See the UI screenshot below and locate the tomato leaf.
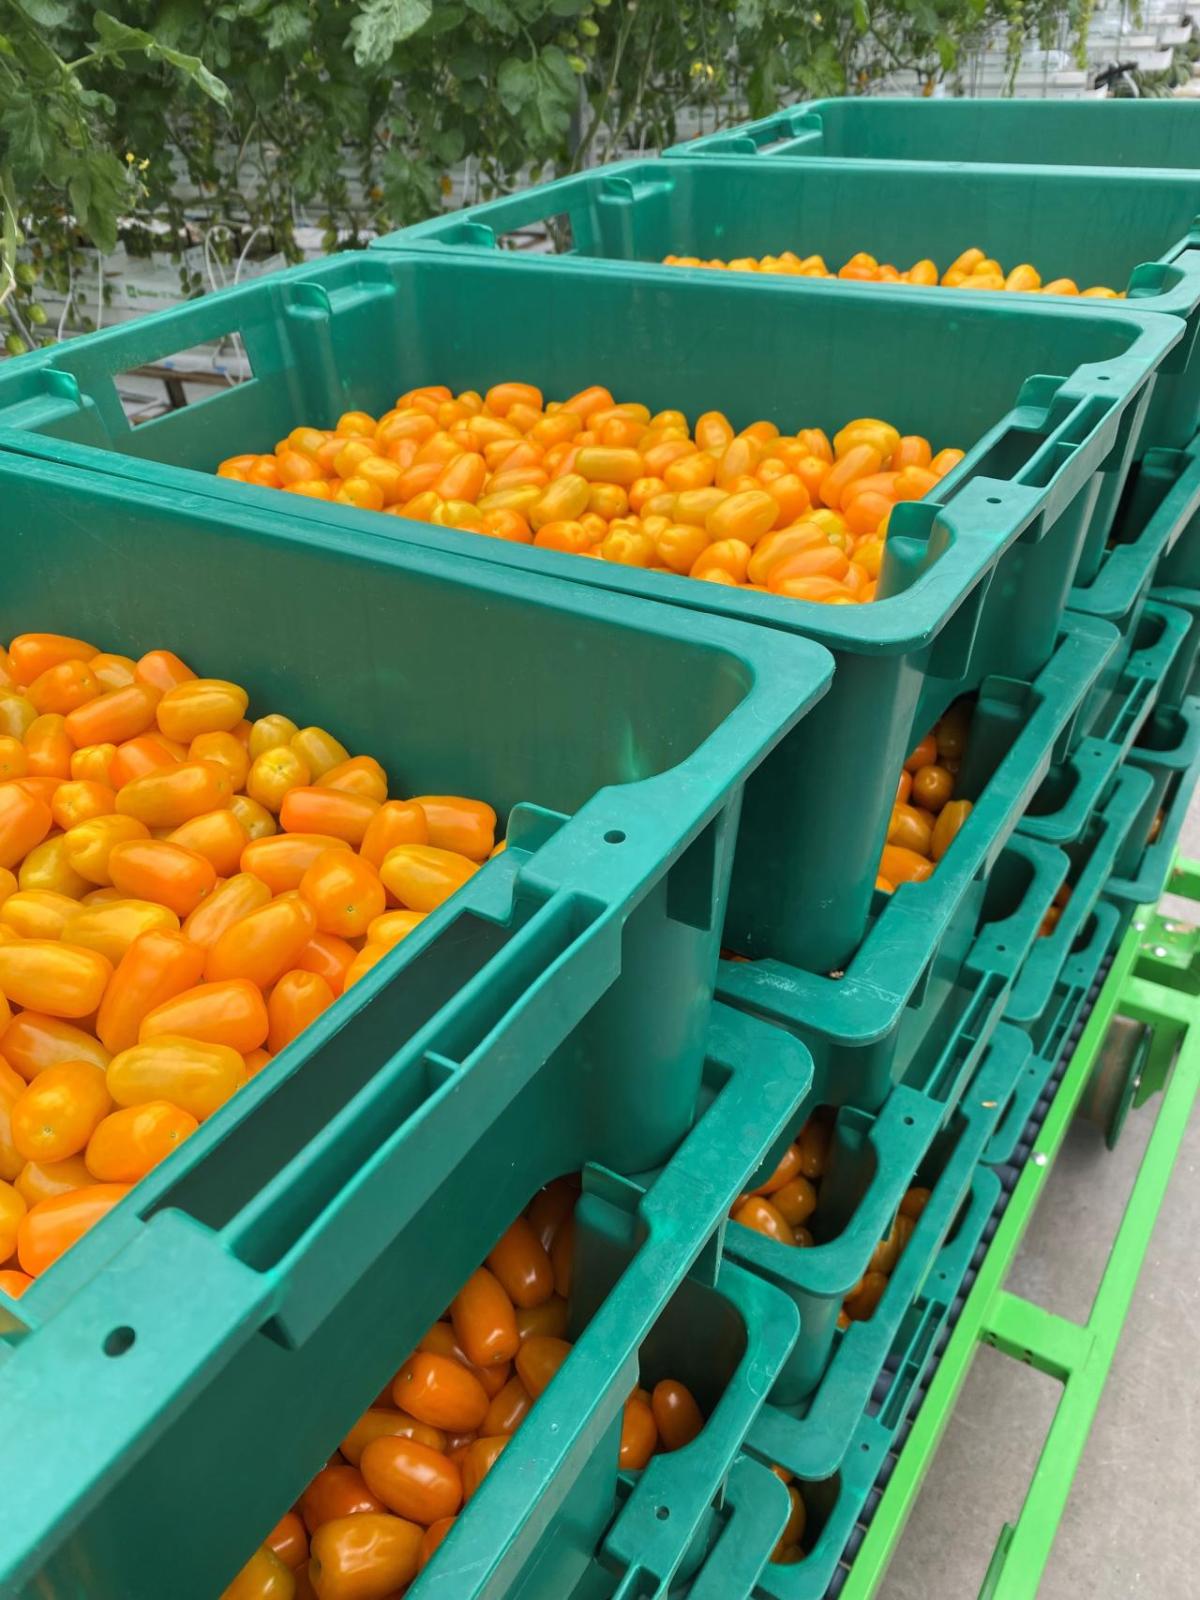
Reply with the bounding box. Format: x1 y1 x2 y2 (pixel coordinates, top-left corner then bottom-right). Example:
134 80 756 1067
91 12 231 106
347 0 433 67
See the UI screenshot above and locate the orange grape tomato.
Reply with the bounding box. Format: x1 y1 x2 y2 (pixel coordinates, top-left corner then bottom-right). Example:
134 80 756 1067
514 1334 572 1400
878 844 934 886
0 889 80 941
183 874 273 951
515 1295 568 1343
246 747 312 814
316 756 388 803
651 1380 704 1452
11 1158 92 1203
2 1012 109 1082
300 1465 385 1534
619 1394 658 1469
451 1267 520 1368
0 941 111 1019
27 659 100 717
486 1216 554 1309
732 1194 794 1245
205 892 317 988
24 714 73 778
407 797 496 861
135 650 196 693
17 1182 130 1275
843 1270 889 1322
109 733 180 789
378 845 478 914
8 632 97 686
0 784 52 870
96 928 207 1053
67 898 178 970
18 836 89 900
88 653 137 691
525 1177 577 1253
419 1517 456 1573
393 1353 490 1432
904 733 938 773
267 970 336 1054
931 800 972 861
364 910 425 951
298 850 386 939
295 932 357 997
11 1060 112 1163
62 814 150 886
156 678 250 742
340 1410 448 1468
64 683 160 748
106 1036 246 1121
50 780 117 832
108 838 217 919
750 1141 802 1196
189 731 251 791
359 1435 463 1525
140 978 269 1054
307 1514 423 1600
168 808 249 876
0 1268 32 1299
900 1186 931 1220
116 761 233 828
461 1436 508 1501
887 803 934 857
0 737 27 781
482 1375 532 1436
249 714 300 761
279 787 379 845
220 1546 296 1600
85 1100 198 1182
911 765 953 813
0 1176 26 1258
772 1175 818 1228
242 834 352 895
895 769 912 805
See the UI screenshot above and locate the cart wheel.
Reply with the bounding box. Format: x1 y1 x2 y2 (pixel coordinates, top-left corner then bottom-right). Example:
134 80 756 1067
1078 1015 1151 1149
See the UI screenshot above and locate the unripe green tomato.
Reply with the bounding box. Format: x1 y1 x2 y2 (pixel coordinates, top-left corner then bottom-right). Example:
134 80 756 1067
28 304 47 326
5 334 28 356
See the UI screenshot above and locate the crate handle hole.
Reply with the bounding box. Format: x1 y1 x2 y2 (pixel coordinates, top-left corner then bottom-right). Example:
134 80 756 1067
655 1505 670 1521
605 830 627 845
103 1326 136 1358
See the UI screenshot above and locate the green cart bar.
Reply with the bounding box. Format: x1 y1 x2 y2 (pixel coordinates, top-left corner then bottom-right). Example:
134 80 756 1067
842 858 1200 1600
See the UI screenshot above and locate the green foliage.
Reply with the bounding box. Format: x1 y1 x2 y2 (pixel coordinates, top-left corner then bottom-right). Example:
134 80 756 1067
2 0 1095 344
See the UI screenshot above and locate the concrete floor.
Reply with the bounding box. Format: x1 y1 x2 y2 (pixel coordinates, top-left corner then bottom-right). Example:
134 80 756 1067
876 793 1200 1600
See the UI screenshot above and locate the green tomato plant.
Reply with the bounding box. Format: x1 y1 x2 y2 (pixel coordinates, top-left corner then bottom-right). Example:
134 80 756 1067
4 0 1094 347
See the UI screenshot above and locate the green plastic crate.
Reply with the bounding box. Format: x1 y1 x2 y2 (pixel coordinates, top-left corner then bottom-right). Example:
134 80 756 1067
5 1003 814 1600
666 97 1200 173
986 899 1121 1168
0 452 830 1595
1107 695 1200 907
716 615 1115 1118
677 1162 1002 1597
719 1054 1021 1600
1010 764 1153 1025
379 157 1200 452
413 1028 1021 1600
1069 435 1200 631
1151 582 1200 706
0 250 1174 969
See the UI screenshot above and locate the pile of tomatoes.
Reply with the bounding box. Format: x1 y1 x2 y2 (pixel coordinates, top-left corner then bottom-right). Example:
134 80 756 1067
664 246 1123 299
877 702 974 893
216 385 963 608
0 631 498 1297
222 1176 705 1599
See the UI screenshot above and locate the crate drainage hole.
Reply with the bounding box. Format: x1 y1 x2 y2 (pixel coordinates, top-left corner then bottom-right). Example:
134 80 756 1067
655 1506 670 1521
104 1326 136 1357
903 1116 915 1126
986 497 1002 505
605 830 627 844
